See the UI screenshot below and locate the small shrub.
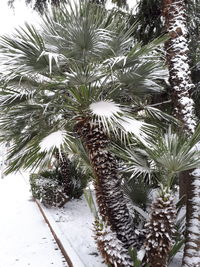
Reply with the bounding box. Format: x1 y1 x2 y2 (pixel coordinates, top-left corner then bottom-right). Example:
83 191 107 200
63 162 88 199
30 171 67 207
29 165 89 207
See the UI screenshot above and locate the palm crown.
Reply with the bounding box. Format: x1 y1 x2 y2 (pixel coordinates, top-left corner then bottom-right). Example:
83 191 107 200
0 0 166 170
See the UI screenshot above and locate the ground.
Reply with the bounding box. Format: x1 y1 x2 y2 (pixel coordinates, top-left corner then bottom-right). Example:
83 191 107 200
0 173 68 267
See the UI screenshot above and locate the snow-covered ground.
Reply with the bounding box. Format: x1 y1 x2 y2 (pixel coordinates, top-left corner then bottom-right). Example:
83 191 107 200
0 173 68 267
47 196 105 267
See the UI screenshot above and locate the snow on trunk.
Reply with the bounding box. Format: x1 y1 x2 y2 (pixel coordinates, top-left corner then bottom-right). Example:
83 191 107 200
143 188 176 267
162 0 196 133
94 218 133 267
182 172 200 266
162 0 200 265
75 117 137 265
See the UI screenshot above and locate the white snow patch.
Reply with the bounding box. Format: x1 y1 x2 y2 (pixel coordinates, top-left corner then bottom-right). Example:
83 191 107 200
120 117 143 135
188 225 199 234
39 130 66 152
47 196 105 267
90 100 121 118
183 256 200 265
137 249 145 261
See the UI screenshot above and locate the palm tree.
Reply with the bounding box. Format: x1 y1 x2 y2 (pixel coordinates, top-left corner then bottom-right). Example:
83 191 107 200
116 126 200 266
0 1 166 265
134 0 163 45
162 0 200 265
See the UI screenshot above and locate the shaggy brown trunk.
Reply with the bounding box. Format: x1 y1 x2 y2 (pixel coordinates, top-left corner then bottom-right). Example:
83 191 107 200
75 118 136 266
143 188 176 267
162 0 200 265
179 170 190 204
56 152 73 196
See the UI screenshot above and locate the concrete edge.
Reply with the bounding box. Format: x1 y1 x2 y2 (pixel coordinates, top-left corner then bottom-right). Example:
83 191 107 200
35 199 85 267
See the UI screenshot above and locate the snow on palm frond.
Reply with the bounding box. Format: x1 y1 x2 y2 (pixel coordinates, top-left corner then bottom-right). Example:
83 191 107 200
90 100 121 117
114 144 153 181
104 55 128 68
89 100 156 144
144 128 200 177
37 51 64 74
89 100 122 134
0 89 34 107
39 130 68 153
119 116 155 146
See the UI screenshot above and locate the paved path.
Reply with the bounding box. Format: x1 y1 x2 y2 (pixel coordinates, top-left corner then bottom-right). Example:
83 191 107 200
0 173 68 267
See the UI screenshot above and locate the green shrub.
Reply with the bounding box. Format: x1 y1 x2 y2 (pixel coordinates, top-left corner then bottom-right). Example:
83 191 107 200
62 161 88 199
29 165 89 207
30 171 66 207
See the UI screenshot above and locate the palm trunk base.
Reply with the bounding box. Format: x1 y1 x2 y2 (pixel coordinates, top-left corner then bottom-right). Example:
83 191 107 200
143 188 176 267
182 174 200 266
94 218 133 267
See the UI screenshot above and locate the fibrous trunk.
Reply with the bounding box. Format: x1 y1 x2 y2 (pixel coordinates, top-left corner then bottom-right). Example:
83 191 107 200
56 151 73 197
94 218 133 267
143 188 176 267
162 0 196 133
162 0 200 265
75 118 136 265
182 171 200 266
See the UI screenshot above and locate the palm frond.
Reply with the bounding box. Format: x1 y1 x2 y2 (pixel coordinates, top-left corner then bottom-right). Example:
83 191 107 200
143 106 179 126
114 144 153 181
145 128 200 175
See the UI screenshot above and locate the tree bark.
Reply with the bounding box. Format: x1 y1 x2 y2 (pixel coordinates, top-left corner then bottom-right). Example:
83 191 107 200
162 0 200 265
56 151 73 197
182 171 200 266
162 0 196 133
143 189 176 267
75 118 137 265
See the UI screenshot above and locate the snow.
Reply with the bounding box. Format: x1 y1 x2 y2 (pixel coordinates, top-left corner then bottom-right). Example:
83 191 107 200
137 248 145 261
47 196 106 267
45 189 182 267
120 116 152 146
183 174 200 265
90 100 121 118
120 116 142 135
39 130 66 152
170 251 183 267
0 173 68 267
183 256 200 265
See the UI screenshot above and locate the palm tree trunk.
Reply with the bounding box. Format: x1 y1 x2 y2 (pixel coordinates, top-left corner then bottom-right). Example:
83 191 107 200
94 218 133 267
162 0 195 132
56 151 73 197
75 118 137 251
162 0 200 265
182 171 200 266
143 188 176 267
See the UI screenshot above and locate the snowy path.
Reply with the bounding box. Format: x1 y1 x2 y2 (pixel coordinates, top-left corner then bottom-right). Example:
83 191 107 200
0 173 68 267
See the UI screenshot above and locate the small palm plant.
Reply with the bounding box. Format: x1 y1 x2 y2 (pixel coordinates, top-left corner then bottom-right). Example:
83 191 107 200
0 0 167 264
116 126 200 266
